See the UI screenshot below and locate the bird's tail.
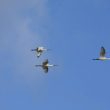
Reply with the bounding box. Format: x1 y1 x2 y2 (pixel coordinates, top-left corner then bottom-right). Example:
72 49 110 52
53 64 58 66
46 49 51 51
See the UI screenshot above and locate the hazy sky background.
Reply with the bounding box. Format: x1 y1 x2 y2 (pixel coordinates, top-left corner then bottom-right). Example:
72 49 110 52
0 0 110 110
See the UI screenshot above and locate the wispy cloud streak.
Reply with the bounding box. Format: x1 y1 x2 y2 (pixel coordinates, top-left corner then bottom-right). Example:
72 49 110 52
0 0 49 84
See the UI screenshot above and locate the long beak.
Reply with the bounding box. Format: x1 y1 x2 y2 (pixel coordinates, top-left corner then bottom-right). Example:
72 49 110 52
31 49 36 51
35 65 42 67
92 59 99 60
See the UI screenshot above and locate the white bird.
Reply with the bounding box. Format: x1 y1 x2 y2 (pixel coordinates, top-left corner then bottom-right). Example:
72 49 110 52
35 59 57 73
31 46 50 58
93 46 110 60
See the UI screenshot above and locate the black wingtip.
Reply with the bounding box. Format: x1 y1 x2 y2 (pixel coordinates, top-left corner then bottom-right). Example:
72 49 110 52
101 46 105 49
37 56 40 58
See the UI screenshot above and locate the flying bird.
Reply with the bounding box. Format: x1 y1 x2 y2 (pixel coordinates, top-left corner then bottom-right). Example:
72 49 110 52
31 46 50 58
35 59 57 73
93 46 110 60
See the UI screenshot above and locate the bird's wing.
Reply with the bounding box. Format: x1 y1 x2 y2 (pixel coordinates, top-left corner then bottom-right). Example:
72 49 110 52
43 59 48 65
43 66 48 73
100 47 106 57
37 47 44 52
37 52 42 58
36 47 39 51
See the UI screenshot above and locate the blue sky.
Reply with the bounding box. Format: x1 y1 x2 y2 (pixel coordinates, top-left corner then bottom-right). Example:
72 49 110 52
0 0 110 110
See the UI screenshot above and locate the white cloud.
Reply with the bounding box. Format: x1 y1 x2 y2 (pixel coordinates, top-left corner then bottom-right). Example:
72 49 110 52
0 0 49 84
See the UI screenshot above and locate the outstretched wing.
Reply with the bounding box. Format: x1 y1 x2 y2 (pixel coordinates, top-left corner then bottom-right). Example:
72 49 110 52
43 66 48 73
43 59 48 65
37 52 42 58
100 47 106 57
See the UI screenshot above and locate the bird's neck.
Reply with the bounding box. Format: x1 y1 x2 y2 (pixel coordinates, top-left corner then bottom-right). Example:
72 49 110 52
93 58 100 60
36 65 42 67
31 49 36 51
